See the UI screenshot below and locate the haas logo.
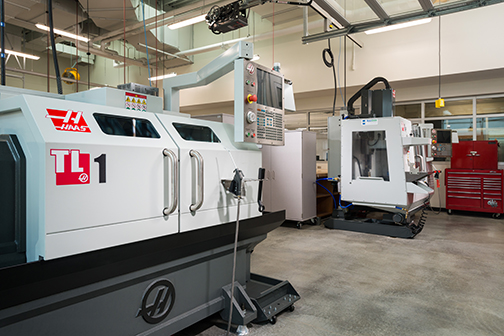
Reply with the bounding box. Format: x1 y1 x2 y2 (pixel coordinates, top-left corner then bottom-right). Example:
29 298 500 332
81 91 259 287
50 149 90 185
46 109 91 133
137 279 176 324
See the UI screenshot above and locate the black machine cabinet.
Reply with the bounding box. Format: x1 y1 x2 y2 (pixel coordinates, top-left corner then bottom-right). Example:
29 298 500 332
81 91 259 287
0 134 26 268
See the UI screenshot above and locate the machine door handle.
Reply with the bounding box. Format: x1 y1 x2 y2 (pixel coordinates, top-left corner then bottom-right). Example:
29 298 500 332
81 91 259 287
163 148 178 216
189 149 204 212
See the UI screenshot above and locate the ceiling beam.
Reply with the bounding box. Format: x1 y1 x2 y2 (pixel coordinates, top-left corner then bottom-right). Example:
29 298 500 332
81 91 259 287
303 0 504 44
311 0 351 28
418 0 435 11
363 0 390 21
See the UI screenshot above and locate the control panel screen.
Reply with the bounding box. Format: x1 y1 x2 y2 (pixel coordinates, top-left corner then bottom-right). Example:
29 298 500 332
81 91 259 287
257 69 283 110
437 130 451 143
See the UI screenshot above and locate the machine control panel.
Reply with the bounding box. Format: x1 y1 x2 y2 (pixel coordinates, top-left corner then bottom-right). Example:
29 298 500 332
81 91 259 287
431 129 453 157
235 60 284 146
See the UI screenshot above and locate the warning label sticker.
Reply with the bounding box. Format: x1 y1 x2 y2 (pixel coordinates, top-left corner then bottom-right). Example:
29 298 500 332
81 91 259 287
46 109 91 133
125 92 147 112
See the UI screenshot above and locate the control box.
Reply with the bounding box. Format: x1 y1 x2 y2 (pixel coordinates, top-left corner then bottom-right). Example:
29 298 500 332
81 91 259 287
431 129 452 158
234 59 284 146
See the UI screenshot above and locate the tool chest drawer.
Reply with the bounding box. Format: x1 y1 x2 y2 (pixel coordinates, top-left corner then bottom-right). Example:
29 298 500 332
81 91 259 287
445 169 503 214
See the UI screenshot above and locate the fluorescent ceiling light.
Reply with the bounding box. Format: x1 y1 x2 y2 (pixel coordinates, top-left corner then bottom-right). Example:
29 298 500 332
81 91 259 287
365 18 432 35
252 54 260 61
4 49 40 60
149 73 177 81
36 24 90 42
168 14 207 30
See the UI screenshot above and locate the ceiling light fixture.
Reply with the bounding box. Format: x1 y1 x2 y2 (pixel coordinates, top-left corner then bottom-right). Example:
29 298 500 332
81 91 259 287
365 18 432 35
149 73 177 81
252 54 260 61
35 24 90 42
168 14 207 30
4 49 40 60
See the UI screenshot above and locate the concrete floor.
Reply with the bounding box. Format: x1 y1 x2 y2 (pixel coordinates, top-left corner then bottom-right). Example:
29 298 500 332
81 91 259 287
176 211 504 336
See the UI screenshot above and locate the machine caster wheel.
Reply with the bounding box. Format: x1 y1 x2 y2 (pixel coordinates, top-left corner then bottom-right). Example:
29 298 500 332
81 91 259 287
296 222 302 229
492 213 501 219
310 217 321 226
447 209 452 215
268 316 277 325
288 305 295 312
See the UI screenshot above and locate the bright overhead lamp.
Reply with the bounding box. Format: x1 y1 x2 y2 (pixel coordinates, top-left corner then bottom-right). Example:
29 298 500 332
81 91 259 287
149 73 177 81
4 49 40 60
365 18 432 35
35 23 90 43
252 54 260 61
168 14 207 30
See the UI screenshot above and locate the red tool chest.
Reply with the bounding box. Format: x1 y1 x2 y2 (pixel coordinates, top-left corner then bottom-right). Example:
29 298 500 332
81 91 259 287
446 140 503 216
445 169 503 215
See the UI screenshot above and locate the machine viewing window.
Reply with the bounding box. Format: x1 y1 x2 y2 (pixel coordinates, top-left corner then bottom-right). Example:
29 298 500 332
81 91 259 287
94 114 160 138
352 131 390 181
257 68 283 110
173 123 221 143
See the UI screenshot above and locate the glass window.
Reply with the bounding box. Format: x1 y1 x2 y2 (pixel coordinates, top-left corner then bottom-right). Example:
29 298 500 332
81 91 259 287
377 0 422 16
94 113 160 138
476 117 504 162
308 111 332 127
395 104 421 118
476 97 504 115
285 113 307 130
425 99 472 118
173 123 221 143
352 131 389 181
430 118 473 141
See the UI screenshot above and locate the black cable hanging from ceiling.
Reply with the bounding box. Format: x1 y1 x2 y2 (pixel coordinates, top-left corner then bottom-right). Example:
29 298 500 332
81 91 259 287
48 0 63 94
1 0 5 85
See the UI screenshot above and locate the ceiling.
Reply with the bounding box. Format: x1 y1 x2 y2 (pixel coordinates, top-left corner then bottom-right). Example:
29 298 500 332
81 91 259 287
3 0 504 69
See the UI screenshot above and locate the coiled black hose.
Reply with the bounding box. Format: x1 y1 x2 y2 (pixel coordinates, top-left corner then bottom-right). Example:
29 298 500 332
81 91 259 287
48 0 62 94
322 39 337 115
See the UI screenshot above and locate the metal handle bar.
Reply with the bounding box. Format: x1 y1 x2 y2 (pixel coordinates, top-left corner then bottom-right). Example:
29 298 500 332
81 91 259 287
163 148 178 216
189 149 204 212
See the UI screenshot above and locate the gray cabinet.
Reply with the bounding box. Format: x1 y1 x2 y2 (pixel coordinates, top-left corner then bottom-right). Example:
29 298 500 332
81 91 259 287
262 130 317 222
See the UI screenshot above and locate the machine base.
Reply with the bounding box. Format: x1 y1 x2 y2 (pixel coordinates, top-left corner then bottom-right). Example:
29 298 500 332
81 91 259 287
324 217 423 239
0 211 297 335
246 273 300 324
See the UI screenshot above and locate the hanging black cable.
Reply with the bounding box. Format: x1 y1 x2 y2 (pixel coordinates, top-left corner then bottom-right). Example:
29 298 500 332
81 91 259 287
1 0 5 85
48 0 63 94
322 38 337 116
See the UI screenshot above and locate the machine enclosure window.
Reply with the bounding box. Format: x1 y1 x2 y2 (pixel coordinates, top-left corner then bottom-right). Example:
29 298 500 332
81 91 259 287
94 113 160 138
173 123 221 143
352 131 390 181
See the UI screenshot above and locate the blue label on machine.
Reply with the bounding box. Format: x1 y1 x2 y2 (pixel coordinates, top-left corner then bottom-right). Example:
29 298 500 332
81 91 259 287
361 119 378 126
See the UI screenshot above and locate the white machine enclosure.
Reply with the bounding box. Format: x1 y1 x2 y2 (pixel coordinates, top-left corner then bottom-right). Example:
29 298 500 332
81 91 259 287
339 116 434 213
0 88 261 263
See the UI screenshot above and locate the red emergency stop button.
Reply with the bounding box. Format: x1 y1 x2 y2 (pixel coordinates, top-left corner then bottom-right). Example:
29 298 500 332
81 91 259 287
247 94 257 104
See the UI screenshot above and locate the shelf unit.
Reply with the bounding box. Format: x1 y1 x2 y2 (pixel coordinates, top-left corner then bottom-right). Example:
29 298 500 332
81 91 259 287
316 173 337 218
